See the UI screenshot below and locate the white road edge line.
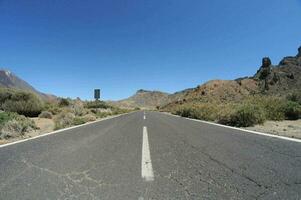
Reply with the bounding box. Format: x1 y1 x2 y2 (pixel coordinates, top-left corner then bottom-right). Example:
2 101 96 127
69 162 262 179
0 112 136 148
163 112 301 143
141 126 154 181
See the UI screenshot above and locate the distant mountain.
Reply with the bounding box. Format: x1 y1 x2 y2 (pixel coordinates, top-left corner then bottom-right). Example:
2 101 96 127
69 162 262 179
110 89 170 109
0 69 56 101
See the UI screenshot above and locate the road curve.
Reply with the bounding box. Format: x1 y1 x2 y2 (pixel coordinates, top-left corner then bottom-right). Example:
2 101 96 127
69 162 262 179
0 111 300 199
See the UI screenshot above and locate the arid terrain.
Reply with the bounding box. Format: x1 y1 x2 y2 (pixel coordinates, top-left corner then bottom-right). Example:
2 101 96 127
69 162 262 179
111 46 301 138
1 46 301 143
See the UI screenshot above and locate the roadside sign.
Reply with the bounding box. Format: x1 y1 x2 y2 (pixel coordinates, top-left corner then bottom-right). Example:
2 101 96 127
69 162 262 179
94 89 100 100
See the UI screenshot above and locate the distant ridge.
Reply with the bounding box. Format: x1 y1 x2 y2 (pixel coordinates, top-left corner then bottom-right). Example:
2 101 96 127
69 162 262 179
0 69 56 101
112 45 301 109
109 90 170 109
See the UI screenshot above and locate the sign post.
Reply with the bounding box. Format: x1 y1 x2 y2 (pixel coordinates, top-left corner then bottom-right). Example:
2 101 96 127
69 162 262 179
94 89 100 101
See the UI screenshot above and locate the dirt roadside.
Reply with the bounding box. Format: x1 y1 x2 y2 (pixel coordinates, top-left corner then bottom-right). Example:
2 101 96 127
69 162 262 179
245 119 301 139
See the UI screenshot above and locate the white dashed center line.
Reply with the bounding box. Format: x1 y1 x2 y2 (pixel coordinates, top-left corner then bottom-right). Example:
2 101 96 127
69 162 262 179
141 126 154 181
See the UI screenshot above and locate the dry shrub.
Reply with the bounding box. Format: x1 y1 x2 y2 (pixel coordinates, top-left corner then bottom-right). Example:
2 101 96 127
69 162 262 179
0 113 37 139
0 88 44 117
218 103 266 127
54 112 75 130
38 111 53 119
81 114 96 122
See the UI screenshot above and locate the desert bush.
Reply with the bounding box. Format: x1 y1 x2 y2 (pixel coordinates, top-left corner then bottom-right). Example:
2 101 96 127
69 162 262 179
0 89 44 117
54 112 75 130
219 104 265 127
44 102 62 115
287 91 301 105
71 114 97 126
193 104 219 121
58 98 70 107
38 111 53 119
85 101 111 109
69 100 87 116
0 112 37 139
175 107 194 118
247 96 286 121
81 114 97 122
284 101 301 120
72 117 86 125
172 95 300 127
72 114 97 126
174 103 219 121
47 106 62 115
112 107 130 115
0 112 14 125
1 120 23 139
96 112 112 118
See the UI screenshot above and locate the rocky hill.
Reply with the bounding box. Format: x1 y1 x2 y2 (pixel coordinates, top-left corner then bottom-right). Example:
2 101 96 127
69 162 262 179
163 45 301 109
0 69 56 101
254 47 301 95
113 45 301 109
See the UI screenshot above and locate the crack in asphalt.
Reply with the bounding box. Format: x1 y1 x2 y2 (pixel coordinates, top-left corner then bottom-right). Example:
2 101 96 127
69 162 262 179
1 158 131 200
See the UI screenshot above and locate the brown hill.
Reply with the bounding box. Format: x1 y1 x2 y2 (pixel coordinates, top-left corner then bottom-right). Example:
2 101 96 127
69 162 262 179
110 89 170 109
111 45 301 110
162 45 301 110
0 69 56 101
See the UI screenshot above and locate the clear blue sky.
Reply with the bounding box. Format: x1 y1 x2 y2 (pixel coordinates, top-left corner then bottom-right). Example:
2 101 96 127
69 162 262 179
1 0 301 100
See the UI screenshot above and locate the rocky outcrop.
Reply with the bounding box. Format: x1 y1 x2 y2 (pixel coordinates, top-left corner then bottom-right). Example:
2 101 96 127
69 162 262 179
253 46 301 94
253 57 273 91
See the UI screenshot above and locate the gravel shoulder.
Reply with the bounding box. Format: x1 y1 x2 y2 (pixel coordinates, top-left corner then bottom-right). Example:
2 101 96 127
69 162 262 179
245 119 301 139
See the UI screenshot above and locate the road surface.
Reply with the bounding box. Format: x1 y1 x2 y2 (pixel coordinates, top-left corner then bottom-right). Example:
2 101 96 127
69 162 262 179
0 111 300 199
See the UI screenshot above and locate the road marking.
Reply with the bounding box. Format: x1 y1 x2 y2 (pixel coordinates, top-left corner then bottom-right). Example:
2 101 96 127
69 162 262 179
143 115 146 120
141 126 154 181
163 112 301 143
0 112 137 148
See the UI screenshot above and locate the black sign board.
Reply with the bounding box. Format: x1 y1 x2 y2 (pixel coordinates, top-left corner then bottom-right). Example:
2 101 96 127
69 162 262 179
94 89 100 100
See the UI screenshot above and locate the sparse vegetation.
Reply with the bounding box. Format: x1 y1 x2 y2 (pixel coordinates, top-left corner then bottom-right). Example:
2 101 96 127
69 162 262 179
219 104 265 127
54 112 75 130
287 91 301 105
39 111 53 119
58 98 70 107
0 88 44 117
81 114 97 122
72 117 87 126
174 103 219 121
51 100 132 130
85 100 111 109
284 101 301 120
168 95 301 127
0 112 37 139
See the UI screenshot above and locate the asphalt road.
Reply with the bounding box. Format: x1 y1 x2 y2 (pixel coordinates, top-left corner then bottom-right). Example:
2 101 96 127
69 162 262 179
0 111 301 200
